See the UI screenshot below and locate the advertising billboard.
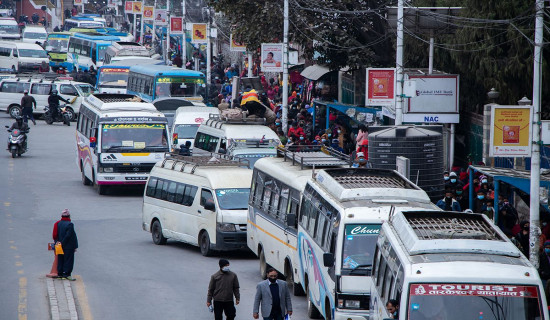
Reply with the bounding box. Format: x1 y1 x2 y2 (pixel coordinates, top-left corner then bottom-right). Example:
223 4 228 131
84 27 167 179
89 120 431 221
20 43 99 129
230 34 246 52
261 43 283 72
405 74 459 113
490 105 532 157
365 68 396 106
191 23 207 43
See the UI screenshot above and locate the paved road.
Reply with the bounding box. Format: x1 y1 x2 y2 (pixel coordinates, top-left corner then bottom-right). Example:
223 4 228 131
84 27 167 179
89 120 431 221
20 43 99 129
0 113 308 320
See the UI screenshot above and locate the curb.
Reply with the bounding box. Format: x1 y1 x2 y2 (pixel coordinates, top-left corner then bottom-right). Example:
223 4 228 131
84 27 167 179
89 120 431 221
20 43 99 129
47 277 79 320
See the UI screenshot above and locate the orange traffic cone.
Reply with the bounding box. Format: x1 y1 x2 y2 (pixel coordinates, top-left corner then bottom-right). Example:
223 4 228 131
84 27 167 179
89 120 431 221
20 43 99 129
46 253 58 278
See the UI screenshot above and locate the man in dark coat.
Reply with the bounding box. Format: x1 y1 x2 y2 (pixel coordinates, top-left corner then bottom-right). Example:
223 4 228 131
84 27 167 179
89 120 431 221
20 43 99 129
53 209 78 280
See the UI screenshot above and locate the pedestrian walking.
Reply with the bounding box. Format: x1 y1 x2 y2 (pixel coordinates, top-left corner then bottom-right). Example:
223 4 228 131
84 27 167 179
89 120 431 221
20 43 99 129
20 90 37 125
207 259 240 320
253 268 292 320
53 209 78 281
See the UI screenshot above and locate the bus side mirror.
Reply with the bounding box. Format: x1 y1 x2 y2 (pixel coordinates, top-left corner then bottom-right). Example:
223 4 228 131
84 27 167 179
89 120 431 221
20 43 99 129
286 214 296 227
323 253 334 267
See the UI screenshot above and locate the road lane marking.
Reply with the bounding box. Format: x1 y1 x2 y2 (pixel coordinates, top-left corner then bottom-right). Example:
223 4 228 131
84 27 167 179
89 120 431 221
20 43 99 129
10 245 17 250
17 270 24 275
74 275 92 320
4 202 10 206
18 277 27 320
15 261 22 266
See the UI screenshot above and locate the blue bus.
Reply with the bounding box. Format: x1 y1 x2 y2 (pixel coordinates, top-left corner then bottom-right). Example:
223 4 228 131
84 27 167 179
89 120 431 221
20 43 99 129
96 59 164 94
66 33 121 72
127 65 206 103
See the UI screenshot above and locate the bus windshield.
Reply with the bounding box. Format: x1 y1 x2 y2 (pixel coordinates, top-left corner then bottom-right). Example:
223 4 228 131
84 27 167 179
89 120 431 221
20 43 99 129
98 68 129 86
155 76 205 99
341 224 380 270
215 188 250 210
408 284 543 320
100 123 169 152
174 124 199 139
98 45 109 62
18 49 48 58
46 38 69 52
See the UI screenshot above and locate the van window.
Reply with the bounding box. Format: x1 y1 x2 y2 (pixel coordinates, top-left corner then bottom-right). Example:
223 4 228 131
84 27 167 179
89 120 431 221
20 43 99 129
60 84 78 96
154 179 164 199
0 82 29 93
200 189 214 207
146 177 158 197
183 185 198 206
31 83 52 95
0 47 10 56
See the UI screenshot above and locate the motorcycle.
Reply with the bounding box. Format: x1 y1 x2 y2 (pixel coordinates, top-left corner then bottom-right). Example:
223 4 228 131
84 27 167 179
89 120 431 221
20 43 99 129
5 126 28 158
44 104 71 126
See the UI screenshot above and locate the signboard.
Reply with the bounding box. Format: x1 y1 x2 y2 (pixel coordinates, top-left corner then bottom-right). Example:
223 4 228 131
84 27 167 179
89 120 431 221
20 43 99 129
143 6 154 20
403 113 459 124
74 0 83 4
132 1 142 14
261 43 283 72
409 283 539 298
191 23 207 43
170 17 183 32
405 74 459 113
107 0 116 8
365 68 396 106
125 1 133 13
490 105 532 157
154 9 167 25
230 34 246 52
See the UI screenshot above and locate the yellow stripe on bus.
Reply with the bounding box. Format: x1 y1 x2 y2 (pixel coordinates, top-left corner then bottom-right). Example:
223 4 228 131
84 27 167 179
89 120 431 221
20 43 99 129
248 219 297 251
121 153 151 156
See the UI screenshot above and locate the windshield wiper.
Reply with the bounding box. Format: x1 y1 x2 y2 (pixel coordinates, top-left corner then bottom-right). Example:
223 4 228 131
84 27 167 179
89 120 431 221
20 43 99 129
104 146 135 152
349 264 372 274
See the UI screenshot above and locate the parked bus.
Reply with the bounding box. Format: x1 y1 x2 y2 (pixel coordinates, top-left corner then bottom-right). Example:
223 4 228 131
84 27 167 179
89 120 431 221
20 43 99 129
76 93 171 195
127 65 206 103
103 42 154 65
96 59 164 94
64 18 104 31
370 210 549 320
297 168 439 320
45 32 72 70
247 147 350 296
66 33 121 72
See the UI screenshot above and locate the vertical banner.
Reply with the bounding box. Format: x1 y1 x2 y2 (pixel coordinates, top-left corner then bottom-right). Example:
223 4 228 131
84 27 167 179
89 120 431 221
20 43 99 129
490 106 532 157
230 34 246 52
154 9 167 25
125 1 134 13
365 68 396 106
143 6 154 20
133 1 142 13
170 17 183 32
191 23 207 43
261 43 283 72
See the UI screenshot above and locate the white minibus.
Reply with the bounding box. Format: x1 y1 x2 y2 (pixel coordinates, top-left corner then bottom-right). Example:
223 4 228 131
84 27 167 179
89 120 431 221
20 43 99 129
0 17 21 40
142 154 252 256
22 25 48 45
0 41 49 73
370 210 549 320
76 94 171 195
171 107 220 149
247 146 350 296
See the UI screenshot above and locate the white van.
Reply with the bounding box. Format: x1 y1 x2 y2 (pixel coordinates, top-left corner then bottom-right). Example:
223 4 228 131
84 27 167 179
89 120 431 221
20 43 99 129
0 42 50 73
193 116 280 167
171 107 220 149
0 18 21 41
142 154 252 256
22 26 48 45
0 77 94 118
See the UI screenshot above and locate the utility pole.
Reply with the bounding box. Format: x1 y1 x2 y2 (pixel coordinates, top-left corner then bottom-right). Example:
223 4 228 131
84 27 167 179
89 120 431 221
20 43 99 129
206 12 211 83
282 0 289 135
182 0 186 64
395 0 404 125
166 0 171 64
530 0 544 268
247 53 252 77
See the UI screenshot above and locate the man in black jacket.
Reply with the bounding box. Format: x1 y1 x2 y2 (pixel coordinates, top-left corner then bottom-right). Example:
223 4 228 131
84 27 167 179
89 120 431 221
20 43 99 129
21 90 36 125
53 209 78 281
48 90 70 120
207 259 240 320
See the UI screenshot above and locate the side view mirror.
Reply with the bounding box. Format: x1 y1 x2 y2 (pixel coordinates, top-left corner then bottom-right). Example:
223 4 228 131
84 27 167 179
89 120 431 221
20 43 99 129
286 213 296 227
323 253 335 268
204 201 215 211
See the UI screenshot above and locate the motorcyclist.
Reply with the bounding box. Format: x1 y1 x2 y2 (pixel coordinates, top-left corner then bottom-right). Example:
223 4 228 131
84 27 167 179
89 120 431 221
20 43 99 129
9 116 29 150
48 89 70 120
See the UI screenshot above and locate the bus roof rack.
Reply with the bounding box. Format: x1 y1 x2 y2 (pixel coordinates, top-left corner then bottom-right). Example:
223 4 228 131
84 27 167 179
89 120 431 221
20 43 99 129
206 113 266 128
161 152 250 173
276 145 351 169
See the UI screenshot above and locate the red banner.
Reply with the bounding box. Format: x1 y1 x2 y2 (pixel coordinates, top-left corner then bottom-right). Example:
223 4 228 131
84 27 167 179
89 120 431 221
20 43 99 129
409 284 539 298
170 17 183 32
366 68 395 106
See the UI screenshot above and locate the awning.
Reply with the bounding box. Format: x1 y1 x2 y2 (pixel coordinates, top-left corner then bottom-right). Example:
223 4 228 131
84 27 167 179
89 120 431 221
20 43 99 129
300 65 331 81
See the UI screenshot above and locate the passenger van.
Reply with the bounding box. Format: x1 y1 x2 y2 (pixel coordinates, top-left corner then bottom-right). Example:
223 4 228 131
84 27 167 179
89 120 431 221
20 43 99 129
171 107 220 149
0 41 49 73
193 116 280 167
0 17 21 40
22 25 48 45
370 211 549 320
0 77 94 118
142 154 252 256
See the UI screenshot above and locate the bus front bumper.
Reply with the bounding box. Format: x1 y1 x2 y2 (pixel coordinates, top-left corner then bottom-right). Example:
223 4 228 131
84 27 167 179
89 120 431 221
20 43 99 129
96 173 149 185
335 310 370 320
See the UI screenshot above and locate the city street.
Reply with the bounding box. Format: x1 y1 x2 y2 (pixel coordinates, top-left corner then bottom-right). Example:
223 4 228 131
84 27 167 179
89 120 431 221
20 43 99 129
0 113 308 320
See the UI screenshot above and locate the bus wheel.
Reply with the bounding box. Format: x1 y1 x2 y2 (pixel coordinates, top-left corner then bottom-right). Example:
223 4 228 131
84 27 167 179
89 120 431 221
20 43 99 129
199 231 213 256
286 263 305 296
306 278 322 319
259 248 268 279
152 220 167 245
81 167 92 186
324 299 332 320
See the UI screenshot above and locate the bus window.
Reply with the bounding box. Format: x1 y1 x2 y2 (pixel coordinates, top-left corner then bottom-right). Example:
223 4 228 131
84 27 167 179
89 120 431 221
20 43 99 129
166 181 177 202
91 45 97 64
183 185 197 206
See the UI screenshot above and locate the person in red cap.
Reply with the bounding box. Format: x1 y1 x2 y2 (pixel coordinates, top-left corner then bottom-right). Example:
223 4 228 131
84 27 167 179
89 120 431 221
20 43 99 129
52 209 78 281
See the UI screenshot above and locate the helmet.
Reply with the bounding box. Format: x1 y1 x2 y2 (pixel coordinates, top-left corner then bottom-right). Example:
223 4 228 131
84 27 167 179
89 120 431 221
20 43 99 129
51 89 58 95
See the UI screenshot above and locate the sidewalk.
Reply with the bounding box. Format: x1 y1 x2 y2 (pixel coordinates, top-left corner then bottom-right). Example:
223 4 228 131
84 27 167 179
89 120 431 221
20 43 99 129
46 277 78 320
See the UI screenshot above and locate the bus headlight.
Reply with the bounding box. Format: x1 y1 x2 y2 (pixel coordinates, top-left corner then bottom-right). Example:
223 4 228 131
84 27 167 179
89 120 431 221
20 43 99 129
103 167 114 173
217 223 237 232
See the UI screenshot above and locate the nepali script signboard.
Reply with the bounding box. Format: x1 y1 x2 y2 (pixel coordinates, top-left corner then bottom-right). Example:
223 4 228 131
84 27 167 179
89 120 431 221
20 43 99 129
490 105 532 157
365 68 396 107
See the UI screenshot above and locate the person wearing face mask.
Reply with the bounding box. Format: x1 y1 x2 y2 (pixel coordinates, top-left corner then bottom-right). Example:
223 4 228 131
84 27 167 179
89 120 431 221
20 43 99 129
436 190 461 212
454 188 468 212
538 240 550 300
386 299 400 319
253 268 292 320
474 191 487 213
443 171 450 182
498 197 519 235
445 172 463 190
207 259 240 320
515 221 531 258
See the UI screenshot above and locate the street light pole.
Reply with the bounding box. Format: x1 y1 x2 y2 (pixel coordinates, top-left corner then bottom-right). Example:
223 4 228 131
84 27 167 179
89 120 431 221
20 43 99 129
282 0 289 135
395 0 404 125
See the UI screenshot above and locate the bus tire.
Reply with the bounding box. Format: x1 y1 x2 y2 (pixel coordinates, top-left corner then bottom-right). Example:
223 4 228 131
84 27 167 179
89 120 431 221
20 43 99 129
81 164 92 186
152 220 167 245
286 261 305 296
199 231 213 256
324 299 332 320
306 276 322 319
259 248 269 280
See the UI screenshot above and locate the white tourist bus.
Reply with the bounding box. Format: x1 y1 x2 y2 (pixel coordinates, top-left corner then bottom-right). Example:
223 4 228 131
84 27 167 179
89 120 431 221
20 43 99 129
297 168 439 320
247 146 350 295
370 210 549 320
76 93 170 195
